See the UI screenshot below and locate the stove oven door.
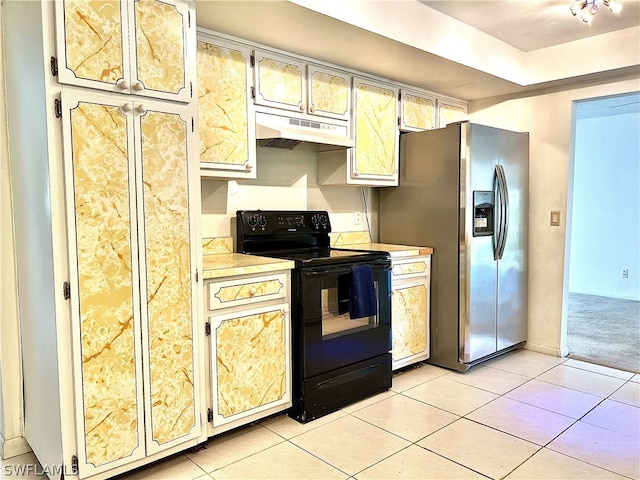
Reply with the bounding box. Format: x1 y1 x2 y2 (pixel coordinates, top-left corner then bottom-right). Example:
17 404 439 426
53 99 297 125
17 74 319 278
290 260 392 422
295 260 392 378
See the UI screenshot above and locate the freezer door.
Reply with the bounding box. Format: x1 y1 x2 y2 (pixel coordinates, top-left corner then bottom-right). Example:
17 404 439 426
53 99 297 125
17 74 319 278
496 129 529 350
460 123 499 363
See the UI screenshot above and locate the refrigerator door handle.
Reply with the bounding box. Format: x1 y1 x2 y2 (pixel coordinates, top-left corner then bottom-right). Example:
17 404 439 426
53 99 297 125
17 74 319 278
497 165 510 260
493 167 501 260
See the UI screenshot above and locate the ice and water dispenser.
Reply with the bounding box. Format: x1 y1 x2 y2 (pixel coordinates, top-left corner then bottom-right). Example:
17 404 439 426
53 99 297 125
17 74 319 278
473 191 494 236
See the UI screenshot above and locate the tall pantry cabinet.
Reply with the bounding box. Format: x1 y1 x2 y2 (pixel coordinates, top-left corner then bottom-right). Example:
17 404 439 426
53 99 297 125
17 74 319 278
3 1 205 479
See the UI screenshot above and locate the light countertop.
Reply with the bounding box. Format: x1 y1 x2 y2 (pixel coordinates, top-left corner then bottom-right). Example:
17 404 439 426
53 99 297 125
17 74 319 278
202 243 432 280
340 243 434 257
203 253 295 280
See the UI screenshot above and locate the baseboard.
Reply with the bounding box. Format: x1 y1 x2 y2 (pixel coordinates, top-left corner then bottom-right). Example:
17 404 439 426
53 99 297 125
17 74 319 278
524 343 568 358
568 289 640 302
1 433 31 459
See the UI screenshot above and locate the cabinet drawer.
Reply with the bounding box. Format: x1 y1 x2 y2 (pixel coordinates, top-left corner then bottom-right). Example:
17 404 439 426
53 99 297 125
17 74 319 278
208 273 288 310
391 256 431 279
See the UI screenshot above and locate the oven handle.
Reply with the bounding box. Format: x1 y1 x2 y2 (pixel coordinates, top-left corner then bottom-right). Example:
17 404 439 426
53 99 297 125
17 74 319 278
303 259 391 277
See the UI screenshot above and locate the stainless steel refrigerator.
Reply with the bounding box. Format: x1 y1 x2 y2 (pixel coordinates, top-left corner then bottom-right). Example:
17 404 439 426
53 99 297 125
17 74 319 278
379 121 529 372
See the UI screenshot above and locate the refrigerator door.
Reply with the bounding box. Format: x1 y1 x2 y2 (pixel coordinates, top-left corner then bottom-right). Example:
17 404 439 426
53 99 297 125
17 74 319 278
496 130 529 351
460 123 499 363
379 125 462 370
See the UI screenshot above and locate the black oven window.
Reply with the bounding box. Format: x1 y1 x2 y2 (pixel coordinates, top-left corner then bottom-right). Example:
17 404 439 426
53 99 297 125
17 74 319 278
320 276 378 339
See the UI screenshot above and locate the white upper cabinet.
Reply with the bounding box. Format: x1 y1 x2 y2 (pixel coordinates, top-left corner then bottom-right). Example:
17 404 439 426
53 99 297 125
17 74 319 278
400 88 437 132
197 35 256 178
253 50 351 121
307 64 351 121
54 0 195 102
437 98 469 127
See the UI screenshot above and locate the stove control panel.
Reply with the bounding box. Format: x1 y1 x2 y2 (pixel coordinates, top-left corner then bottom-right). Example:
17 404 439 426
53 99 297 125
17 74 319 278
237 210 332 235
276 214 305 228
246 212 268 231
310 212 329 231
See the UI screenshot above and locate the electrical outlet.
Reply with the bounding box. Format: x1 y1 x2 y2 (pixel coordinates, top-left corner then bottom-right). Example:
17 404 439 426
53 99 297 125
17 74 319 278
354 211 362 225
622 269 629 278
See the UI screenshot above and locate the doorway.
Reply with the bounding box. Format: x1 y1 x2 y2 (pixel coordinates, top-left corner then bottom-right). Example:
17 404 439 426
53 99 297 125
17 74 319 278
565 92 640 373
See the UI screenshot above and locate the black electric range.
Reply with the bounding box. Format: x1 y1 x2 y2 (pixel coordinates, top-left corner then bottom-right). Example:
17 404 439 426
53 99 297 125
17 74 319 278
236 210 392 422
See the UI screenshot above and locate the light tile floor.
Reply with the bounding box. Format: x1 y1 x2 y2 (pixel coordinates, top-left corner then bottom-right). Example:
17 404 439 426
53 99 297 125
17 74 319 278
2 350 638 480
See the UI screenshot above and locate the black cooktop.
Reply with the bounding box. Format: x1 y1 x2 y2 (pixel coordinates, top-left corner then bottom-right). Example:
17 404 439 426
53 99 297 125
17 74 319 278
236 210 389 268
254 247 389 267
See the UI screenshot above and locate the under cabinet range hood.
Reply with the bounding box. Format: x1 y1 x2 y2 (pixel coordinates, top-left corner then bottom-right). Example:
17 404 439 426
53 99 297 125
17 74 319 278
255 111 354 150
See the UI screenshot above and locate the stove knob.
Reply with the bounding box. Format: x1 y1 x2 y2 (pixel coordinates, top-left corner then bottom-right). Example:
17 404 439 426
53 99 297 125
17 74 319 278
257 214 267 230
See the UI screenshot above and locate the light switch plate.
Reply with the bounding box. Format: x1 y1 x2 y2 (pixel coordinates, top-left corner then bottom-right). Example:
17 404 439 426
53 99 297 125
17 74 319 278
550 211 561 226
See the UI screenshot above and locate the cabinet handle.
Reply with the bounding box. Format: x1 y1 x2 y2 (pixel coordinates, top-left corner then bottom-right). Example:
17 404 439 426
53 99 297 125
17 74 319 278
121 103 133 112
282 306 289 314
133 81 144 91
116 79 129 90
245 162 253 171
309 105 316 113
135 104 146 114
353 170 360 177
299 103 305 112
249 287 257 296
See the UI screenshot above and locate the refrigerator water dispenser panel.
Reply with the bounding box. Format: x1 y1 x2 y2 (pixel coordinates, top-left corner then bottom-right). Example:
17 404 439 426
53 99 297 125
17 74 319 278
473 191 494 236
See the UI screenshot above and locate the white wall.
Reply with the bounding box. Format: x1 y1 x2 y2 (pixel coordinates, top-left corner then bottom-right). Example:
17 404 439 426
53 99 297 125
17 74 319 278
569 109 640 300
0 0 28 458
470 76 640 357
201 143 374 242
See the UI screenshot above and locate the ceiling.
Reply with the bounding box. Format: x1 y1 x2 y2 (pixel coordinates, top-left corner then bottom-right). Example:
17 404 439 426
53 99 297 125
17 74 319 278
420 0 640 51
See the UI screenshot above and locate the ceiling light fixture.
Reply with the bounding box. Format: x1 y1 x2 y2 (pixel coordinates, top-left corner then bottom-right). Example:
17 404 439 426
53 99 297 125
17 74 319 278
569 0 623 24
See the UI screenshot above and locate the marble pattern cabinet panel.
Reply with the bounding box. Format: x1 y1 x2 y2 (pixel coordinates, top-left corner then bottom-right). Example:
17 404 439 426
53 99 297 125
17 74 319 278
55 0 195 103
213 306 288 419
390 255 431 370
197 36 256 178
208 272 287 310
61 90 201 475
400 88 436 132
351 77 399 183
307 64 351 121
437 98 468 127
253 50 305 113
205 270 292 436
66 96 144 470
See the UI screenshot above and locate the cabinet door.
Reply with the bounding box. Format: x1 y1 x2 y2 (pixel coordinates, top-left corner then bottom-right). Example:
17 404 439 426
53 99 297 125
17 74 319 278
197 37 256 178
308 64 351 121
55 0 130 91
61 91 201 475
210 303 291 429
135 99 201 453
132 0 194 102
390 256 431 370
352 77 399 183
54 0 194 102
61 91 146 476
391 279 429 370
253 50 305 113
400 89 436 132
437 99 468 127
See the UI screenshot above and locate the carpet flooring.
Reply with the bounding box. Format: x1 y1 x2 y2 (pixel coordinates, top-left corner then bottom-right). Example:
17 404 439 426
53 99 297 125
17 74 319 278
567 292 640 373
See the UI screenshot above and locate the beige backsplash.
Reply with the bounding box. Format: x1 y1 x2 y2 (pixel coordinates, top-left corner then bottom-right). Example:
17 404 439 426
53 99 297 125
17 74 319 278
203 237 234 254
330 231 372 246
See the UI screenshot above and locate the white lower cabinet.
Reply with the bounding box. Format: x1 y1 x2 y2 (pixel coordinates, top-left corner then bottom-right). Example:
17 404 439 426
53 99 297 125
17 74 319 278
390 255 431 370
205 271 292 435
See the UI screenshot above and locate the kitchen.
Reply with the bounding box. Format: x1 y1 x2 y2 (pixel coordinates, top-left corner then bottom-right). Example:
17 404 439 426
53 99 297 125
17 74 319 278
1 0 639 479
